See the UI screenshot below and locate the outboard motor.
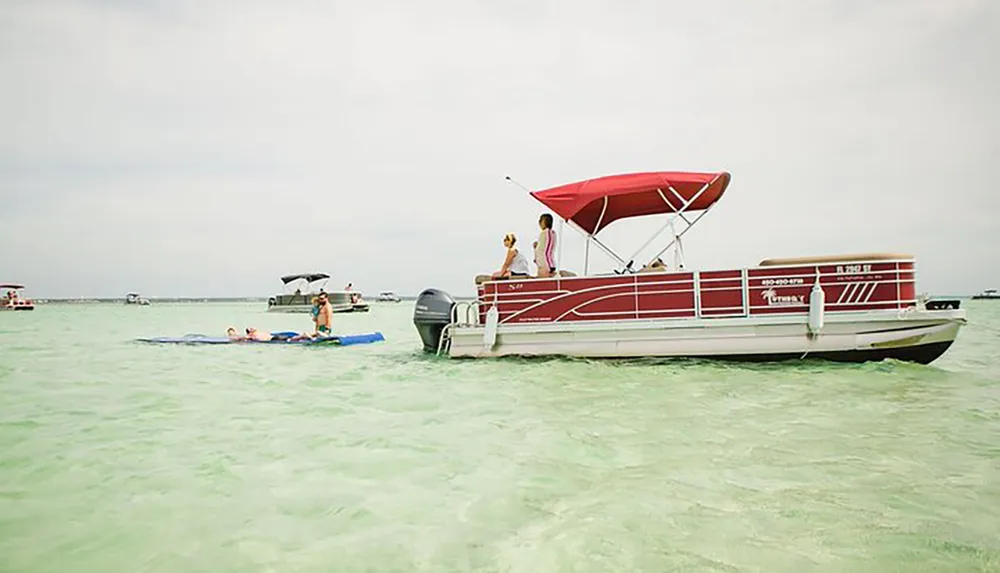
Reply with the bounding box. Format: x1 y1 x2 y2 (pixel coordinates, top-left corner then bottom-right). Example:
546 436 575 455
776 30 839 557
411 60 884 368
413 288 456 353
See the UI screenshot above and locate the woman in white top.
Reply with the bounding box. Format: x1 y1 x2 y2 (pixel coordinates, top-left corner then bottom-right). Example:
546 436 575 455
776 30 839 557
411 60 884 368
491 233 532 279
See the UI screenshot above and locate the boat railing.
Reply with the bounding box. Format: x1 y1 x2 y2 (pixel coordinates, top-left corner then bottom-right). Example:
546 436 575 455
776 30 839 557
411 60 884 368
452 300 481 326
475 259 918 325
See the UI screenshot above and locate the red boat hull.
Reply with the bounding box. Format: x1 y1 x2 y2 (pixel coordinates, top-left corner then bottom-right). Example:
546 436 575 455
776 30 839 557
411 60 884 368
414 256 965 364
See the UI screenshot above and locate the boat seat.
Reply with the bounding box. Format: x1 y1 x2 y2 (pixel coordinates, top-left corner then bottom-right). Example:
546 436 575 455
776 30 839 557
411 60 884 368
474 270 577 285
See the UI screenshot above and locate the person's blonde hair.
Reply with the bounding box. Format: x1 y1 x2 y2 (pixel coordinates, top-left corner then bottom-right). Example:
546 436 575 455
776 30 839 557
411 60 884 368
504 233 517 245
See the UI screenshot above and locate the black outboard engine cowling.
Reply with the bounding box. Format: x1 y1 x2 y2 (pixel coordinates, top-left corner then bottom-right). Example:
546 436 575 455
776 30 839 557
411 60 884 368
413 288 456 353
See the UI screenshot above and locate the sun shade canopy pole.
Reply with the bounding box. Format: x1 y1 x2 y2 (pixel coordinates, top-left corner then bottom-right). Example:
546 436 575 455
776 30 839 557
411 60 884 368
623 188 680 268
585 196 610 275
557 216 565 287
647 175 724 265
564 217 626 272
621 175 720 271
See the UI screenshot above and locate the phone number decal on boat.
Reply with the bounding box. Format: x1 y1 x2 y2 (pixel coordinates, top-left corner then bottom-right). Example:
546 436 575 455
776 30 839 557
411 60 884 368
759 278 805 286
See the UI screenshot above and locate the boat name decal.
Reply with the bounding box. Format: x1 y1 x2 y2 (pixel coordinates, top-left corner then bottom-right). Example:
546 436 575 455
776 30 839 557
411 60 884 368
837 264 873 274
761 288 805 306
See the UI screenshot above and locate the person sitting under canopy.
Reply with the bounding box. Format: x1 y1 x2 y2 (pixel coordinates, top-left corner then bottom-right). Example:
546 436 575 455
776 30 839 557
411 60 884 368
639 257 668 273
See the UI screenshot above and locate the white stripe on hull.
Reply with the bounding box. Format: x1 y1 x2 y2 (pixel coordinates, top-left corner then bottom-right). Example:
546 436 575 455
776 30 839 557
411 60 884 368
445 310 964 359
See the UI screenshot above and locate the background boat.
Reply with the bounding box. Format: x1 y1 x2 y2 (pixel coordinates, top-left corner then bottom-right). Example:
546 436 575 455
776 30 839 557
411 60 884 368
1 283 35 311
376 291 402 303
125 293 151 305
268 273 369 313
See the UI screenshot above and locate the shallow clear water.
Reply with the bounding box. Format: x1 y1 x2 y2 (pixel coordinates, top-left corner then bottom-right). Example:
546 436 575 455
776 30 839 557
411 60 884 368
1 301 998 572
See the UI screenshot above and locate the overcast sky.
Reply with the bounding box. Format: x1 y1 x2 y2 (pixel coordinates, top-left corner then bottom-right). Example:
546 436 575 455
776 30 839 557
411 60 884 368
1 0 996 298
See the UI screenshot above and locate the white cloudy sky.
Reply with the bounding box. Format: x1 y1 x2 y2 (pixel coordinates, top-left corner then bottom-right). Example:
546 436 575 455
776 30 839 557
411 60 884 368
1 0 996 298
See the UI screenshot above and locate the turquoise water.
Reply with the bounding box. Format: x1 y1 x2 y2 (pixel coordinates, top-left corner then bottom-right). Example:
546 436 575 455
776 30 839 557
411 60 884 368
1 301 998 572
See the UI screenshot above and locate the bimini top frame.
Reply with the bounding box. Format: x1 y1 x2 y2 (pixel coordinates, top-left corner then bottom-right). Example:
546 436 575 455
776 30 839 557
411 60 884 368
279 273 331 293
526 171 731 274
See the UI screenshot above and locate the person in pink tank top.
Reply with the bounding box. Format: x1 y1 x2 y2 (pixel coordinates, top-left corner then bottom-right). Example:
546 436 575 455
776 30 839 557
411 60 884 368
533 213 557 278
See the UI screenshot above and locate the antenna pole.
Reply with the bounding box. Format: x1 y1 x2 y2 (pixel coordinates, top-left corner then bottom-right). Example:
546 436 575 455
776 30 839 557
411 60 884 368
504 175 532 194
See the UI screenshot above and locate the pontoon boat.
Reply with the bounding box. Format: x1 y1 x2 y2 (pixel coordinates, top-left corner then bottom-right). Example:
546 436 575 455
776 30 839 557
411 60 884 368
267 273 364 313
972 289 999 300
348 291 370 312
377 291 402 303
125 292 151 305
1 284 35 311
413 171 966 364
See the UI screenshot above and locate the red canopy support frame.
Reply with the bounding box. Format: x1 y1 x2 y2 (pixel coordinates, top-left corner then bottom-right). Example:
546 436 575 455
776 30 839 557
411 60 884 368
623 174 723 271
530 171 728 275
583 196 617 274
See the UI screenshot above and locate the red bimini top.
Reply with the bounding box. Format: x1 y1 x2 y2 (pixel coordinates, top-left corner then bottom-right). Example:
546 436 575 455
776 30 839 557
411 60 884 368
529 171 731 235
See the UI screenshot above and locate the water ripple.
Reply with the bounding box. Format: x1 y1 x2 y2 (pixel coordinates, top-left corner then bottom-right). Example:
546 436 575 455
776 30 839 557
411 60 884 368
0 302 998 571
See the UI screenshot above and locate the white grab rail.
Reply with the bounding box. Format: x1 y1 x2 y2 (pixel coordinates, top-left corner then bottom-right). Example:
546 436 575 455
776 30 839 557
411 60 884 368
451 301 481 326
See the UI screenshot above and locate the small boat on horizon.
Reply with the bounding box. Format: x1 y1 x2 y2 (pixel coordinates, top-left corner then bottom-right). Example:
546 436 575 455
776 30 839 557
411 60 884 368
413 170 966 365
1 284 35 311
972 288 999 300
376 291 402 303
125 292 151 305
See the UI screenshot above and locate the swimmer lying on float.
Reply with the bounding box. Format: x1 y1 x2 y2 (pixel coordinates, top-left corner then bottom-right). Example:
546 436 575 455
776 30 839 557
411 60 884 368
226 327 273 341
226 327 328 342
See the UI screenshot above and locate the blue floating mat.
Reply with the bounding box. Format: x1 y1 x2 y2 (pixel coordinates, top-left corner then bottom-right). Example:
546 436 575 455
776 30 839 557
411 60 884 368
136 331 385 346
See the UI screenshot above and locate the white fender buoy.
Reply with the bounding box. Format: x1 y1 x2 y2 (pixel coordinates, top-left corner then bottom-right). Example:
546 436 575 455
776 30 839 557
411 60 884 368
808 277 825 336
483 306 499 350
